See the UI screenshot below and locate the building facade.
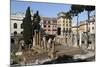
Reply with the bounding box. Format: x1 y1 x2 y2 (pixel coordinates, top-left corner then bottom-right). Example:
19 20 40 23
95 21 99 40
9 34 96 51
11 12 25 36
79 15 95 34
88 15 95 34
11 12 57 37
40 17 57 35
57 12 71 36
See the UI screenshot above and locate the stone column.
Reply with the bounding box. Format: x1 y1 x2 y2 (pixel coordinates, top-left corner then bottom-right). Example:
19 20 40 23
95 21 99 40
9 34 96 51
73 34 78 47
45 40 47 50
39 32 41 48
79 32 82 47
33 36 35 47
41 40 43 49
43 37 46 50
36 32 39 47
48 38 52 51
34 30 37 46
42 38 44 49
70 33 73 47
52 41 55 53
50 41 55 59
34 30 38 47
82 33 88 53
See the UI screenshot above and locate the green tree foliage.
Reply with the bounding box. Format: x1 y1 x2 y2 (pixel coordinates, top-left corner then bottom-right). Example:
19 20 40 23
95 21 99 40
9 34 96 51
71 5 84 16
32 11 41 35
84 5 95 13
84 5 95 25
66 11 72 21
71 5 84 28
23 6 32 45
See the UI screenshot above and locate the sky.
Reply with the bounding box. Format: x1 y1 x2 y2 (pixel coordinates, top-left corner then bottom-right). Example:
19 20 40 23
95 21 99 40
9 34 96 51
11 0 95 23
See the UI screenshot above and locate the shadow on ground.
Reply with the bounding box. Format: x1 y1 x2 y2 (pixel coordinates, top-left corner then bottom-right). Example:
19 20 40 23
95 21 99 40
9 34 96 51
43 55 95 64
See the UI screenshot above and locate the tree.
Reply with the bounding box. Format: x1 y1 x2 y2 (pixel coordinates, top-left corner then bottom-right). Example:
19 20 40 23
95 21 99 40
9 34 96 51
71 5 84 47
84 5 95 48
23 6 33 47
32 11 41 35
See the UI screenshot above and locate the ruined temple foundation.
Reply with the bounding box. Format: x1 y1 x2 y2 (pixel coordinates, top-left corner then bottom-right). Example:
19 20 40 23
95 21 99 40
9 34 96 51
33 30 41 49
32 30 48 51
32 30 56 59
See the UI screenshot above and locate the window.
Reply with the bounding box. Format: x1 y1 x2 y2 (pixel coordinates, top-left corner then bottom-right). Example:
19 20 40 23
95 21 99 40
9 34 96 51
88 41 92 44
92 22 94 24
88 27 90 32
48 21 50 24
82 41 84 44
48 25 50 28
21 31 23 34
53 29 57 31
69 28 71 33
44 29 46 31
63 20 65 23
63 24 65 26
14 23 17 29
69 23 71 27
66 28 68 33
11 38 14 43
14 31 17 35
44 25 46 27
92 27 94 30
44 20 46 24
48 29 51 31
57 27 61 35
63 28 65 32
66 24 68 26
21 23 23 29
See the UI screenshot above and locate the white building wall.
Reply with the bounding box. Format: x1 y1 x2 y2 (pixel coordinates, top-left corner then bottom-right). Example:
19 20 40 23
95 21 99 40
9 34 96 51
11 20 23 34
10 13 25 35
89 21 95 34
